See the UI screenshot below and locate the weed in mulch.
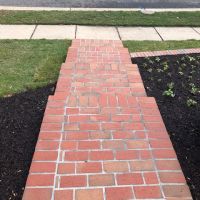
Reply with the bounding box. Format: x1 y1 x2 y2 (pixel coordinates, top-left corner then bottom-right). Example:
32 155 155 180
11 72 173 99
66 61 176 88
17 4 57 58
133 54 200 200
0 84 55 200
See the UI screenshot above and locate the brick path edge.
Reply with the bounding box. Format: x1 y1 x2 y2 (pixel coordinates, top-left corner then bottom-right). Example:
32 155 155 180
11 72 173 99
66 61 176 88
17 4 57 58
22 39 192 200
130 48 200 58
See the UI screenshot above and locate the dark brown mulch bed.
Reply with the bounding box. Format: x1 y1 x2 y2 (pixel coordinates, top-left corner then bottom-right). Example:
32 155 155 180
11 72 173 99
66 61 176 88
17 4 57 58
0 84 55 200
132 53 200 200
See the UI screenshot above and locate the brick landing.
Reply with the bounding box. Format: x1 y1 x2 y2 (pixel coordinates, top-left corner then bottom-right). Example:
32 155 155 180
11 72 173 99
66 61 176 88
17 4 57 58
23 40 192 200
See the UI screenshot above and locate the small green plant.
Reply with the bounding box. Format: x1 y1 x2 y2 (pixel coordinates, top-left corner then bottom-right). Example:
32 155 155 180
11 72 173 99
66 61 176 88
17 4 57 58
188 75 193 80
142 63 148 68
187 99 197 107
162 62 169 71
157 68 163 73
197 55 200 60
155 57 160 62
147 68 153 73
181 63 186 68
163 82 175 97
187 55 196 62
146 57 154 64
178 67 182 70
178 71 184 75
163 65 169 71
168 82 174 89
149 60 154 64
167 72 172 77
189 83 199 95
181 57 185 61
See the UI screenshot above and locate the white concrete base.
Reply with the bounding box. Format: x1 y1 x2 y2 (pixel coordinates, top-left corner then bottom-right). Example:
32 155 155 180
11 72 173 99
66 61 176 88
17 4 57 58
0 25 200 41
1 6 200 12
118 27 162 41
32 25 75 39
0 6 70 11
156 27 200 40
0 25 35 39
76 26 120 40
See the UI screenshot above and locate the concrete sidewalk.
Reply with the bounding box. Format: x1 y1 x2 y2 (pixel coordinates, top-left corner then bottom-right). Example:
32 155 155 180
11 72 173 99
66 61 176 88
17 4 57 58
2 6 200 11
1 25 200 40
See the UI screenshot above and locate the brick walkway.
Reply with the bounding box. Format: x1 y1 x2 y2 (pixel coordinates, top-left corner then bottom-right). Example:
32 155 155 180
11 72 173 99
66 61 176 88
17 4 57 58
23 39 192 200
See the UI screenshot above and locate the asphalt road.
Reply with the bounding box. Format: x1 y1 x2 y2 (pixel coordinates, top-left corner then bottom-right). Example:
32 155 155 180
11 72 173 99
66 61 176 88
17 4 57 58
0 0 200 8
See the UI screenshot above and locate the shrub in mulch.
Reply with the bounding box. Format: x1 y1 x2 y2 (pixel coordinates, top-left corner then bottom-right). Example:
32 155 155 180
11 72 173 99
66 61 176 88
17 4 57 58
0 84 55 200
133 53 200 200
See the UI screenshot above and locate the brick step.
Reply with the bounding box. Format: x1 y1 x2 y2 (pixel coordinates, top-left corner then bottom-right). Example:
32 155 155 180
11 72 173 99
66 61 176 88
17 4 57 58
68 46 128 52
71 39 123 48
66 46 131 64
60 62 138 71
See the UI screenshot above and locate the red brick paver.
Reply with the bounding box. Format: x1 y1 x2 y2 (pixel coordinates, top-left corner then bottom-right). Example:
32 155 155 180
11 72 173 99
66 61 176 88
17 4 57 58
131 48 200 58
23 39 192 200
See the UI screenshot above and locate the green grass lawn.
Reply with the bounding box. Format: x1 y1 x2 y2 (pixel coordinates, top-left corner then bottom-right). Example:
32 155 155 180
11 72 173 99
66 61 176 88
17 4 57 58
1 39 200 97
1 10 200 26
124 40 200 52
0 40 71 97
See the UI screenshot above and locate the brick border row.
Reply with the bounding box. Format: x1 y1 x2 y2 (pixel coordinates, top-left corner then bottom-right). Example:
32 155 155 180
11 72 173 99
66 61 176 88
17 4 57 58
131 48 200 58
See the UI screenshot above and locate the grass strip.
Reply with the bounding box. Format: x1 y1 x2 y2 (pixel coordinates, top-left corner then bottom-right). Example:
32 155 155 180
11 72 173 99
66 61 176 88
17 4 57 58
0 39 70 97
1 10 200 26
124 40 200 52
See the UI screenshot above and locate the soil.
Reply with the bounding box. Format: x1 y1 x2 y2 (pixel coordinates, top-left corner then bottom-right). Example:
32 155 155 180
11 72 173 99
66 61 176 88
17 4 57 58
0 84 55 200
132 54 200 200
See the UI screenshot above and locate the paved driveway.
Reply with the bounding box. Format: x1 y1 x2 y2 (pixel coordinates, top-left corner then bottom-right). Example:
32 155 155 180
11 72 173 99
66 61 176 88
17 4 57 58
0 0 200 8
